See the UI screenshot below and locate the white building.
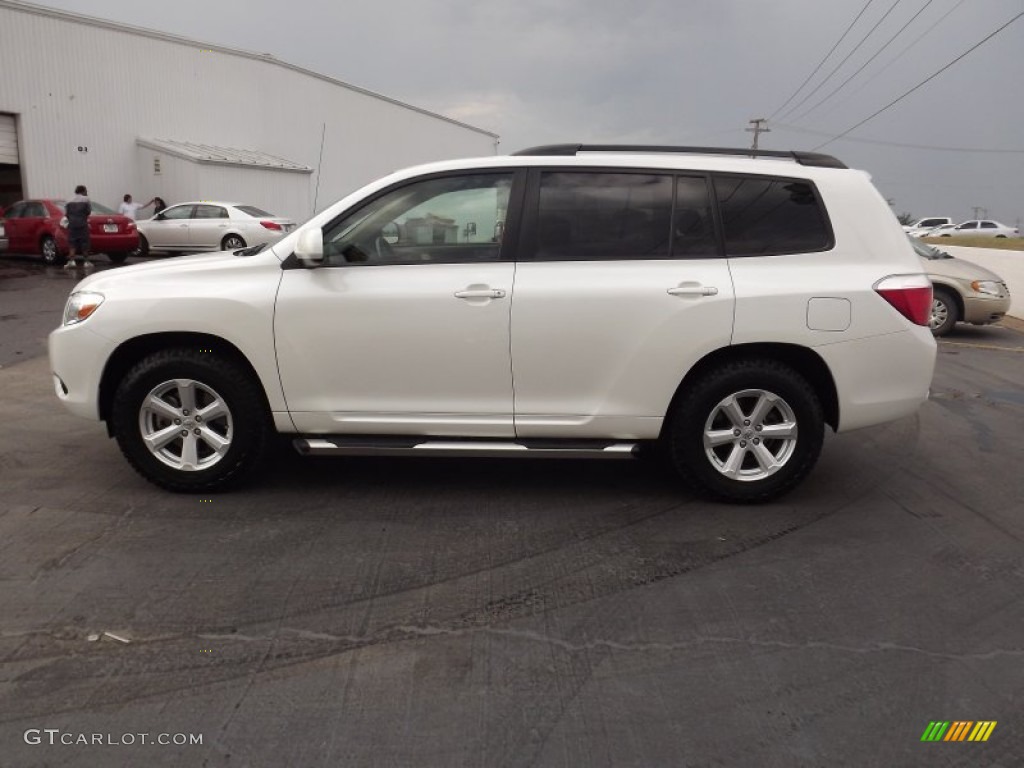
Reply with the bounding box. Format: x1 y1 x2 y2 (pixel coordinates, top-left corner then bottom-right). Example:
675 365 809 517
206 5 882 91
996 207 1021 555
0 0 498 220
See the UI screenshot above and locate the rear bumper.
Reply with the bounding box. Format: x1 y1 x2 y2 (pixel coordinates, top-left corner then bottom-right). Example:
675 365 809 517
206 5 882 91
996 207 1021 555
816 326 937 433
90 233 140 252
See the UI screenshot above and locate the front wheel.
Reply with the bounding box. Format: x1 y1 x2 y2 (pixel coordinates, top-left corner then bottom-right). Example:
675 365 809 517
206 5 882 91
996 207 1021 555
111 349 272 492
132 234 149 258
668 360 824 503
928 288 958 337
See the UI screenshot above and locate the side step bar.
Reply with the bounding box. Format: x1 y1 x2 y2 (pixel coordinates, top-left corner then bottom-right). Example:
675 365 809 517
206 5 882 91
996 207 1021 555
294 436 641 460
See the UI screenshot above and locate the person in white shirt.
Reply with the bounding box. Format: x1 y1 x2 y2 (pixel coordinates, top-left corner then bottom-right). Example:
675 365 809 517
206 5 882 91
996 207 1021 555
118 193 156 220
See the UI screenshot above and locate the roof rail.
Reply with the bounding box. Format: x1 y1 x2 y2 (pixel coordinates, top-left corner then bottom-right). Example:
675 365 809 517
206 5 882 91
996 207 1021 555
511 144 848 169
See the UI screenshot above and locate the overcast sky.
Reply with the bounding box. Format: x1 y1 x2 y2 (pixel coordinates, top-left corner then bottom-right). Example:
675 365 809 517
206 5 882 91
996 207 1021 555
37 0 1024 224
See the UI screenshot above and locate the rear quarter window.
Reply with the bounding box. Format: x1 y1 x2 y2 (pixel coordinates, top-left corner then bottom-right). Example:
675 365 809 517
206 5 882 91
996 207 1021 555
714 175 833 256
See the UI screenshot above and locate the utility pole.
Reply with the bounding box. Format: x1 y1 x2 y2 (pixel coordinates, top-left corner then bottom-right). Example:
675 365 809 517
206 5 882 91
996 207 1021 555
747 118 770 152
972 206 983 220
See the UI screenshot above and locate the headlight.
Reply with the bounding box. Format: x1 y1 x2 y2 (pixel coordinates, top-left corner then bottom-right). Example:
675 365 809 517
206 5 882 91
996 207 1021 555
971 280 1001 297
63 291 105 326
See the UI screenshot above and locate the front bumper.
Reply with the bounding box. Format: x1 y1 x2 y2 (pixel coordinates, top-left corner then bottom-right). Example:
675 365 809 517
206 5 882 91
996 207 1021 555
48 323 116 421
962 294 1011 325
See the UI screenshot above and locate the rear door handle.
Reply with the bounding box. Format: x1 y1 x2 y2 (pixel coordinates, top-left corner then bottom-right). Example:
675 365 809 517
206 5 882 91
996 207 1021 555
667 284 718 297
454 288 506 299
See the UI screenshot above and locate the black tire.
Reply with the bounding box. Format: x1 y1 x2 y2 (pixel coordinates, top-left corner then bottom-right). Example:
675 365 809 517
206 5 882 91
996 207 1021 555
107 251 129 264
222 234 246 251
929 288 958 337
995 234 1007 239
133 234 149 258
667 359 824 503
40 235 62 265
111 349 272 492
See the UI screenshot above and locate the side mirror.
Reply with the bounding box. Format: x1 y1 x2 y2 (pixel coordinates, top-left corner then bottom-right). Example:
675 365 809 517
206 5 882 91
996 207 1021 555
294 228 324 266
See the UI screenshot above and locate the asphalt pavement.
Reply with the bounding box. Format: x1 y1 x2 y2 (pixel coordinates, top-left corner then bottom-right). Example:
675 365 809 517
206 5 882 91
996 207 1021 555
1 253 1023 767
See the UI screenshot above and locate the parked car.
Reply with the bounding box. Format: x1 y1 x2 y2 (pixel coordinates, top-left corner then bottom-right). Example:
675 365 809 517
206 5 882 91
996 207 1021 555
930 220 1020 238
49 144 937 503
134 202 296 256
0 218 7 254
908 236 1010 336
902 216 952 236
0 199 139 264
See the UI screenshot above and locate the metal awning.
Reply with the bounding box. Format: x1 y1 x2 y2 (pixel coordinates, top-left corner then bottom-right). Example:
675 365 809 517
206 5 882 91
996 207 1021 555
136 138 313 173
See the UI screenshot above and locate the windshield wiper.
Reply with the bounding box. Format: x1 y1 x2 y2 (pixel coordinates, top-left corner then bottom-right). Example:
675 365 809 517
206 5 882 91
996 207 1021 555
235 243 268 257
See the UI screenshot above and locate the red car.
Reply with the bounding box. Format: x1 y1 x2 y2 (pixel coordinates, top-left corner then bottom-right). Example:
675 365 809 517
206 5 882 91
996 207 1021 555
0 199 139 265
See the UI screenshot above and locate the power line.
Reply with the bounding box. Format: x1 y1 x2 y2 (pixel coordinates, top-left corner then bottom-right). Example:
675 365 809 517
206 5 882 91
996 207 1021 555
792 0 936 123
807 0 968 124
813 10 1024 150
769 0 877 120
773 121 1024 153
780 0 905 121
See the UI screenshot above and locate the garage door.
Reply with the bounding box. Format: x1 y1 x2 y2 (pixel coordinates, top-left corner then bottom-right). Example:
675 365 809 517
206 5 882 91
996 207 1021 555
0 115 18 165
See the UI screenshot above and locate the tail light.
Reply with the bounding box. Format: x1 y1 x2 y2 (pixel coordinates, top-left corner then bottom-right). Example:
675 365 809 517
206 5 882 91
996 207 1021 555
260 220 282 231
874 274 932 326
127 221 136 230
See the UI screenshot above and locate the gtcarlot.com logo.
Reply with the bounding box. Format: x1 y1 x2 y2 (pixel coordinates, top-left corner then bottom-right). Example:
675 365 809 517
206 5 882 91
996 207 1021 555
921 721 997 742
24 729 203 746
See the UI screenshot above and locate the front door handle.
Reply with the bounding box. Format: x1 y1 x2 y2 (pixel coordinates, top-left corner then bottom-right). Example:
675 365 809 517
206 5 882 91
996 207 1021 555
454 288 506 299
667 283 718 297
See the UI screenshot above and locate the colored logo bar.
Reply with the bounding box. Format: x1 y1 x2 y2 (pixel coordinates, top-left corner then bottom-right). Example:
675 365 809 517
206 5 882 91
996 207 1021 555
921 721 997 742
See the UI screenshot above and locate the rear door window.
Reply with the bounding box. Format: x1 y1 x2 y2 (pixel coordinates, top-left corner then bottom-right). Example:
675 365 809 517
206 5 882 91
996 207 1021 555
714 175 832 256
533 171 673 261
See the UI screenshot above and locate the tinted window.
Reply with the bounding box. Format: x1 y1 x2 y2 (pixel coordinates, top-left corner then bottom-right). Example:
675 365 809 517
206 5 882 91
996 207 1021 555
715 175 832 256
3 203 24 218
980 221 996 229
236 205 273 217
535 172 672 261
920 218 946 228
673 176 717 257
960 222 977 230
90 202 116 214
23 202 46 217
323 173 512 266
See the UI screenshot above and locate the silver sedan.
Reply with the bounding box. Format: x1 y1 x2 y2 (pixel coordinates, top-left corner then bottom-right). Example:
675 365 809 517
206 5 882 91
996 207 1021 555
135 202 297 256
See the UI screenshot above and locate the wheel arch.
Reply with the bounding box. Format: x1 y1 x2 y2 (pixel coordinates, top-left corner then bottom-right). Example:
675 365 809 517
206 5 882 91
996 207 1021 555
930 281 963 319
98 332 271 432
662 343 840 435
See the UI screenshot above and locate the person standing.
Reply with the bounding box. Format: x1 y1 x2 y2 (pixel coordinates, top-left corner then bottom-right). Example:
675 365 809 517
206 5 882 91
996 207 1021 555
64 185 93 269
118 193 156 220
152 196 167 216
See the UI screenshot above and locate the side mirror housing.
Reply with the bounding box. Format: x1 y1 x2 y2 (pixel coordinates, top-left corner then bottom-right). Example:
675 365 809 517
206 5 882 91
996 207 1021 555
294 228 324 267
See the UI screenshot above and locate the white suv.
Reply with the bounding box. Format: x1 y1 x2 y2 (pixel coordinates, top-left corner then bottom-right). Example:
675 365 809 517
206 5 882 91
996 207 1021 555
49 145 937 502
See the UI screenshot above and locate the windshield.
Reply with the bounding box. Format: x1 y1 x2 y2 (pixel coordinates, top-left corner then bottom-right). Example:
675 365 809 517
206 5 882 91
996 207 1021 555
907 235 950 260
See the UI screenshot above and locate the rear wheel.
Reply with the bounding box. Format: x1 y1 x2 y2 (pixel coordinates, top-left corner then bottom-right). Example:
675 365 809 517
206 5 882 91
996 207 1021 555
107 251 129 264
111 349 272 492
928 288 958 337
222 234 246 250
668 359 824 503
40 235 62 265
